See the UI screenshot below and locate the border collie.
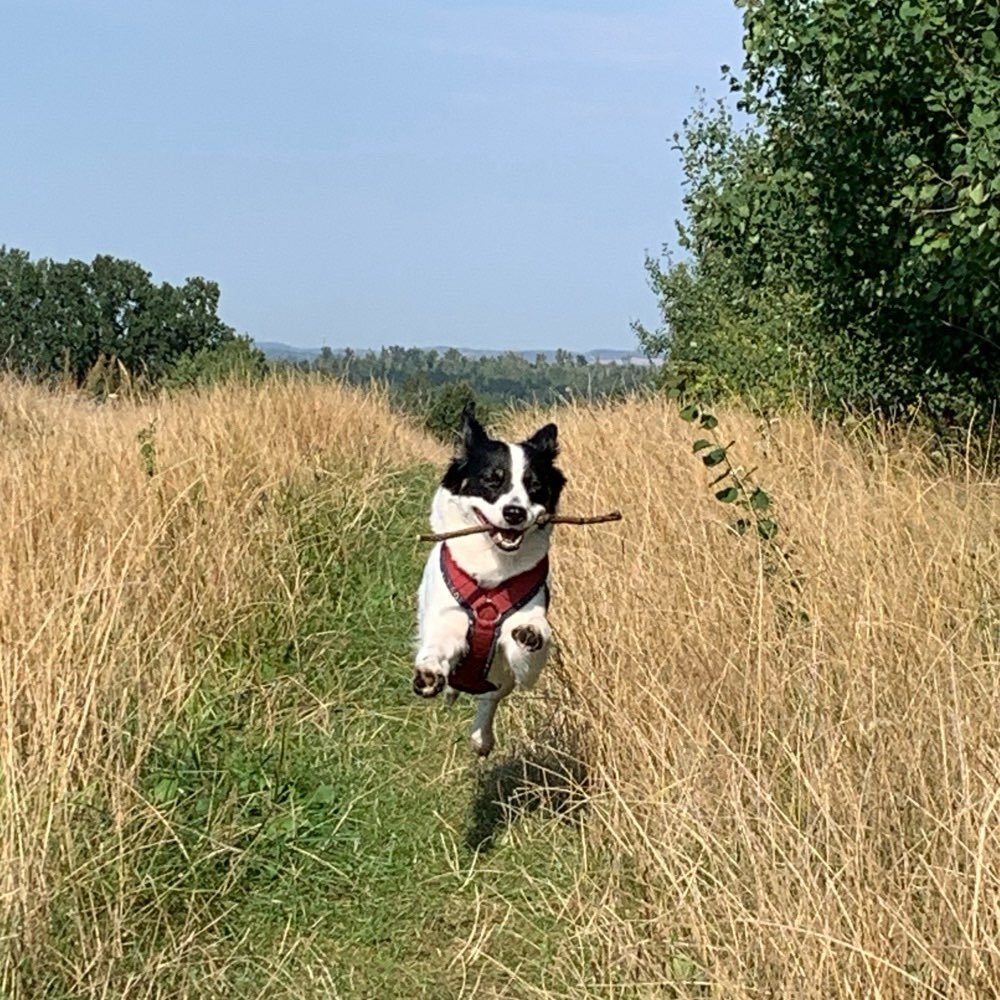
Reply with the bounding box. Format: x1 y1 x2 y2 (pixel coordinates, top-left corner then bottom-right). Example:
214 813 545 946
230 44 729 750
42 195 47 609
413 404 565 756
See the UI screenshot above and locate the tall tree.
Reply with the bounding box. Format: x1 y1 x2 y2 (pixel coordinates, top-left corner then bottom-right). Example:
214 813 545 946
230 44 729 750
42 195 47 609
0 248 236 383
640 0 1000 419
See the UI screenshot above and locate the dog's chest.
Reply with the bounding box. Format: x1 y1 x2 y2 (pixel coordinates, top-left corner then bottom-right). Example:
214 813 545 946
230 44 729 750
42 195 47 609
438 543 549 693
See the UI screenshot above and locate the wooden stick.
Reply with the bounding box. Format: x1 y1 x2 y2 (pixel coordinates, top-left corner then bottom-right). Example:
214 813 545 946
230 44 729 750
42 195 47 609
418 509 622 543
542 510 622 527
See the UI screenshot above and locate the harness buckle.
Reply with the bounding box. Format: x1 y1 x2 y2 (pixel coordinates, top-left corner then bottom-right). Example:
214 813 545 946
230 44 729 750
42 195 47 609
475 598 500 624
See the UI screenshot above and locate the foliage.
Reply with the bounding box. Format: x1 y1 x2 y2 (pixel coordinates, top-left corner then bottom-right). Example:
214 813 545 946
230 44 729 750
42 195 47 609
161 336 268 391
672 377 806 633
639 0 1000 422
422 380 483 443
0 247 238 385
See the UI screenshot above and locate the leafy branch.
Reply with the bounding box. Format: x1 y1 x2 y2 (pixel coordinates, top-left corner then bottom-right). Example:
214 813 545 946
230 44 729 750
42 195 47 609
670 383 807 624
676 398 778 543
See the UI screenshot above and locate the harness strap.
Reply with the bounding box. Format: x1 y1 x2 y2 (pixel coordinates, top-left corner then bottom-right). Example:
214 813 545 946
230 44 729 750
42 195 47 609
440 543 549 694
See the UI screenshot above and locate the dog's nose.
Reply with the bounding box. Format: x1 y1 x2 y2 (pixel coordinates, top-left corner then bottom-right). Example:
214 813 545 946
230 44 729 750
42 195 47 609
502 504 527 525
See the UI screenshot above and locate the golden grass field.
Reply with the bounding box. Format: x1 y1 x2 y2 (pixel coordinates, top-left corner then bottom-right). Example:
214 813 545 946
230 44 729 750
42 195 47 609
2 378 999 998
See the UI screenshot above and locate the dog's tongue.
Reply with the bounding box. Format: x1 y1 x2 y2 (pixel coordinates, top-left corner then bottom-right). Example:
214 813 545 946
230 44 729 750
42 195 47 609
473 509 525 550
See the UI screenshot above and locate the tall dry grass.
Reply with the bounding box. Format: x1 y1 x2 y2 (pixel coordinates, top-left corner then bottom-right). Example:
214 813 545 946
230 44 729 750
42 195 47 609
503 398 1000 998
6 379 1000 997
0 377 440 995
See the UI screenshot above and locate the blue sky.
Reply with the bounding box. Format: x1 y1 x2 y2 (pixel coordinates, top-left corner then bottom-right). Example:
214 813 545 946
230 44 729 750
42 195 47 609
3 1 744 352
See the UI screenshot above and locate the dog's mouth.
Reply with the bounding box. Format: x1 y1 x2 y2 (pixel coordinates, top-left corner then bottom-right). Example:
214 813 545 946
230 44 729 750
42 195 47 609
474 508 526 552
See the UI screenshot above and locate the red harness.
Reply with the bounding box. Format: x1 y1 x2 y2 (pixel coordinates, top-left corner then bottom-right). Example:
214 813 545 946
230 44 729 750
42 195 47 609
440 543 549 694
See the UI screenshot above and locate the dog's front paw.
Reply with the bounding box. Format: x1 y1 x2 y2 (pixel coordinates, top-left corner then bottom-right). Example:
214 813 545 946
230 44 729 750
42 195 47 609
512 624 545 652
470 727 494 757
412 666 446 698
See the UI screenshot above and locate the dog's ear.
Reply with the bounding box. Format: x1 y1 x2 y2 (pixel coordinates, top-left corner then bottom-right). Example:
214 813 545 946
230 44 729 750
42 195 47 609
523 422 558 459
460 401 489 454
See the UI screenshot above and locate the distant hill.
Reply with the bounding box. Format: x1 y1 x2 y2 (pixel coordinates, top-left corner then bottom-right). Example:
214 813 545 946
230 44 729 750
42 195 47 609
254 341 325 362
254 341 657 366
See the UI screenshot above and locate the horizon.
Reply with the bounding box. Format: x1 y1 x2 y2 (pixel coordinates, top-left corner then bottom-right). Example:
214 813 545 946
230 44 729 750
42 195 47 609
253 337 651 357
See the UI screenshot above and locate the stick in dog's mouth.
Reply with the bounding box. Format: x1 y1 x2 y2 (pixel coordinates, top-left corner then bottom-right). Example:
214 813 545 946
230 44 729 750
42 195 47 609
417 509 622 544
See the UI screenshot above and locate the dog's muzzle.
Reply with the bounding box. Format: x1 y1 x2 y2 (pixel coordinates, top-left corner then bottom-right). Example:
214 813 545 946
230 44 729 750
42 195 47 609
474 508 529 551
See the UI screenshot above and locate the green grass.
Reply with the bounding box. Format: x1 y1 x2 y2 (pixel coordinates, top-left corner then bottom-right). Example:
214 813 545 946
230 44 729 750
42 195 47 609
35 465 593 999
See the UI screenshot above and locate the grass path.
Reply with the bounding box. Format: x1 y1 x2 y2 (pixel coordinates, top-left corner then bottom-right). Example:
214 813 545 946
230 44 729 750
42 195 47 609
108 466 589 999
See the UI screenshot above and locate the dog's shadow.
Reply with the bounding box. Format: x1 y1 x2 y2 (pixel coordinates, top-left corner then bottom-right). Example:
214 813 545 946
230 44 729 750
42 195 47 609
464 715 588 853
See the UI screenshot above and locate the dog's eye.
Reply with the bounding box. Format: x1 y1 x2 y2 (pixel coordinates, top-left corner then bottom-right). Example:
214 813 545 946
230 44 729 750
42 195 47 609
523 472 544 500
484 471 504 488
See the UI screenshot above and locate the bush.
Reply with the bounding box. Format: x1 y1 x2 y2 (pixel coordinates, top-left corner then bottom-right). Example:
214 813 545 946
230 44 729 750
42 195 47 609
162 337 268 390
641 1 1000 424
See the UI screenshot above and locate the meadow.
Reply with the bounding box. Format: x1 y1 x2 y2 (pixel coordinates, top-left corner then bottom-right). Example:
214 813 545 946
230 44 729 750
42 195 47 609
2 378 998 998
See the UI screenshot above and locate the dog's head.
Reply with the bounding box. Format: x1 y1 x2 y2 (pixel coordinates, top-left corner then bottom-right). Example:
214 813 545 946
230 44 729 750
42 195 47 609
440 403 565 553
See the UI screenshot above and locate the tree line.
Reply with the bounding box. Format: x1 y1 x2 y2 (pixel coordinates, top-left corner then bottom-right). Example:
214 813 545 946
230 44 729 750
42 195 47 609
0 246 650 426
278 345 653 441
300 344 650 405
0 247 260 388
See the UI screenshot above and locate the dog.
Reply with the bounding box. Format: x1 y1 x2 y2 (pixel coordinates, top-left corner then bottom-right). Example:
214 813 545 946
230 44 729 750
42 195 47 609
413 403 565 756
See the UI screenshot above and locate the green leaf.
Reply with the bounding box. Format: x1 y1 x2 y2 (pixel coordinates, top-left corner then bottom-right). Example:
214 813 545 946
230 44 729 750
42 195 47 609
749 487 771 511
715 486 740 502
969 106 998 129
702 447 727 467
151 777 179 804
308 784 337 805
679 404 699 422
757 519 779 540
700 413 719 430
692 438 712 452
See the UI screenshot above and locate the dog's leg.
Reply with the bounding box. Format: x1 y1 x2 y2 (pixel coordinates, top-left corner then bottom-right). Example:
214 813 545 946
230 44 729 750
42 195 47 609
470 677 515 757
500 610 551 690
414 608 468 698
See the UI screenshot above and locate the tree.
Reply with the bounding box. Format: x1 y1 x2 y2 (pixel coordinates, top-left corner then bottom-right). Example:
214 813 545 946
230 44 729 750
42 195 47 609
640 0 1000 420
161 336 267 390
0 248 238 385
424 381 480 444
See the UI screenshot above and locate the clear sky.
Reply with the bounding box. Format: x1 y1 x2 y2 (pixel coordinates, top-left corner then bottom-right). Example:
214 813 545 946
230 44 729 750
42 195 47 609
3 1 744 353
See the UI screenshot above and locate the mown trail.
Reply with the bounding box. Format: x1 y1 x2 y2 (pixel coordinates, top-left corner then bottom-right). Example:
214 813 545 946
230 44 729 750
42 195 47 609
132 466 589 999
263 467 587 998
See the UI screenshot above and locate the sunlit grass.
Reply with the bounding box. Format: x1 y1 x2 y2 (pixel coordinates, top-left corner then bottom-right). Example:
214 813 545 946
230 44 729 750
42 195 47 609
503 397 1000 998
3 380 999 998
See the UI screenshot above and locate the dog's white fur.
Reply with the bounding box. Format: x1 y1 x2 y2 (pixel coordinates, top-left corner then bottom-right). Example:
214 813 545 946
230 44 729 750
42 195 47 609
415 442 554 756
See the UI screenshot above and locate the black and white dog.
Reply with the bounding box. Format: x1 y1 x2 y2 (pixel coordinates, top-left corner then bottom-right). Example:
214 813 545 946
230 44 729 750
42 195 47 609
413 404 565 756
